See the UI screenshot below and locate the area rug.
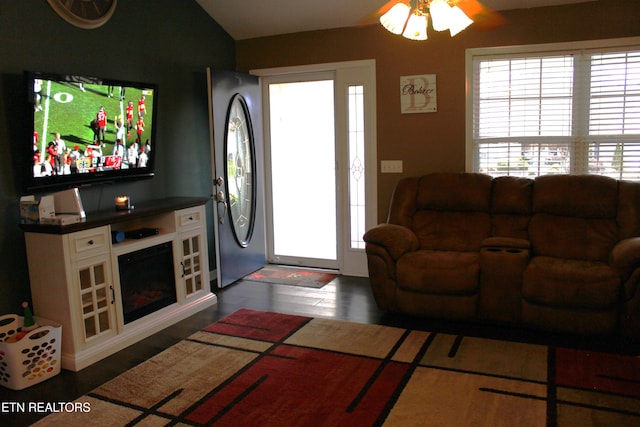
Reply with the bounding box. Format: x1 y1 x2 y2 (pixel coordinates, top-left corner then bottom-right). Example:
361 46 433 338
244 265 338 288
34 309 640 426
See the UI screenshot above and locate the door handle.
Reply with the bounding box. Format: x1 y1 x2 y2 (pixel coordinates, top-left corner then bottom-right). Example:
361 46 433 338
214 177 227 224
216 190 227 224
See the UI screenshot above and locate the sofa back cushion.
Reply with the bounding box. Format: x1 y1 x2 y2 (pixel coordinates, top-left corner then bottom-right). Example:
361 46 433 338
412 173 492 251
388 177 419 227
491 176 533 240
618 180 640 239
413 210 491 251
530 175 619 261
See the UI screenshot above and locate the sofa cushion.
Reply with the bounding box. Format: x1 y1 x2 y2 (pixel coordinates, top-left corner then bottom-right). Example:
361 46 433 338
416 172 492 211
388 177 419 227
529 214 617 261
492 176 533 214
522 256 621 310
618 180 640 239
530 174 618 261
397 250 479 295
413 211 491 251
412 173 492 251
533 174 618 218
490 176 533 240
491 213 531 240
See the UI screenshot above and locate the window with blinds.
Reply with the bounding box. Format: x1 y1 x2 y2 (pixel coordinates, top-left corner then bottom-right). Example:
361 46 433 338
468 39 640 180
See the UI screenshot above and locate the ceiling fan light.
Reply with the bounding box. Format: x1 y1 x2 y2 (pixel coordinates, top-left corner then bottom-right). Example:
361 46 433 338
448 6 473 37
380 2 411 35
402 12 428 41
429 0 451 32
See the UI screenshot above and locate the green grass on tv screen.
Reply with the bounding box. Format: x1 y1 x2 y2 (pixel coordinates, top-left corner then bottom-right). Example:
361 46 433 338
33 79 154 175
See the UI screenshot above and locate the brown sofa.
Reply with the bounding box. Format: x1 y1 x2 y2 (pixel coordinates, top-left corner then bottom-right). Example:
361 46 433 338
363 173 640 340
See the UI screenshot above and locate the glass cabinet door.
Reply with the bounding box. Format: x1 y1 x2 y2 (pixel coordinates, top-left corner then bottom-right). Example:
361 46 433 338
75 258 115 341
180 233 203 296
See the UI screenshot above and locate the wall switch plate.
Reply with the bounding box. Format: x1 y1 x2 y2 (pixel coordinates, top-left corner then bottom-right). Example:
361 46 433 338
381 160 403 173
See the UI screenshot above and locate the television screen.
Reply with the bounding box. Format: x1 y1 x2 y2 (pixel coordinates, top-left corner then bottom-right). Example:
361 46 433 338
25 71 157 192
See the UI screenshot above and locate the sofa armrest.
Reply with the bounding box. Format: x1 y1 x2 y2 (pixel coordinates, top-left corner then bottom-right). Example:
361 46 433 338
363 224 419 260
610 237 640 274
611 238 640 302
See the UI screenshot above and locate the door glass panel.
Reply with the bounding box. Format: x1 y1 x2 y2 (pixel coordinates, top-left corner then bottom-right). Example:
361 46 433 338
82 293 92 314
84 317 96 338
98 311 109 332
348 85 366 249
96 288 106 308
225 95 256 247
79 268 91 290
94 264 105 285
268 80 337 260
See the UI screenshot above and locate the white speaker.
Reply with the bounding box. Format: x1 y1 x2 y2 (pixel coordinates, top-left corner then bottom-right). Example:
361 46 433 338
53 188 86 219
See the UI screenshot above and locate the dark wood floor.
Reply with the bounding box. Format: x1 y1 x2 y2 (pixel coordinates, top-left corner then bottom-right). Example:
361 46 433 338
2 275 636 426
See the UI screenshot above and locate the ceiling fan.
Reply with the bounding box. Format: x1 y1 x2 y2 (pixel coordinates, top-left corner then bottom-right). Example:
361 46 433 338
368 0 505 40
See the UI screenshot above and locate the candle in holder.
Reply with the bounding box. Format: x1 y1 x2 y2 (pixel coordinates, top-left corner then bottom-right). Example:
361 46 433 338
115 196 132 211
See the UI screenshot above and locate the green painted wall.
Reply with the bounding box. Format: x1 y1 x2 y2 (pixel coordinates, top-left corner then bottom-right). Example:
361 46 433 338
0 0 234 314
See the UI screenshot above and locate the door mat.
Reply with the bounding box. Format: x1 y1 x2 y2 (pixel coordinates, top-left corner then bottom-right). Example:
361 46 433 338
244 265 338 288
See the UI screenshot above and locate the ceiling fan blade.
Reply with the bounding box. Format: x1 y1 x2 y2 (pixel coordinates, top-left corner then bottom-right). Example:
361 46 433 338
358 0 399 26
454 0 507 30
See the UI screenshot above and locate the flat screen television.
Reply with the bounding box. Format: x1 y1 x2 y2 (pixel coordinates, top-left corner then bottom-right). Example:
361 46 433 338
24 71 158 192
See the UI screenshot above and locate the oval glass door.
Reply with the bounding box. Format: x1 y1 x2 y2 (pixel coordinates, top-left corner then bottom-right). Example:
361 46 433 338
224 94 256 247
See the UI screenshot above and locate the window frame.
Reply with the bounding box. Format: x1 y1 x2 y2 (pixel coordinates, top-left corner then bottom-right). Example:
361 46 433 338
465 37 640 180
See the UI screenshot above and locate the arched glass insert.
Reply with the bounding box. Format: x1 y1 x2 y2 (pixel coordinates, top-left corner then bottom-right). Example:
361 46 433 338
224 94 256 247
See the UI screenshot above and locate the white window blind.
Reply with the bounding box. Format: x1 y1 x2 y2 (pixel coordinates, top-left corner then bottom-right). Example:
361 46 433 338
469 41 640 180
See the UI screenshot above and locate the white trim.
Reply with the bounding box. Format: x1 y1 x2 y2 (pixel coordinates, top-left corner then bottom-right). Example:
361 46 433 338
251 59 377 77
261 71 338 270
253 60 377 276
466 36 640 58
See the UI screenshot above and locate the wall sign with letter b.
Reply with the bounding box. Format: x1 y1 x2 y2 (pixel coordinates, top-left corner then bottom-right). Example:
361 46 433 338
400 74 437 114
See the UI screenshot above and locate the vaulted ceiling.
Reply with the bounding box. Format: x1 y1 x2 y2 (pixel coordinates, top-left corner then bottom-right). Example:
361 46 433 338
195 0 597 40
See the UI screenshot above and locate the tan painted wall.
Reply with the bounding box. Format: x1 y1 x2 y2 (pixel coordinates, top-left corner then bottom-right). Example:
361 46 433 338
236 0 640 222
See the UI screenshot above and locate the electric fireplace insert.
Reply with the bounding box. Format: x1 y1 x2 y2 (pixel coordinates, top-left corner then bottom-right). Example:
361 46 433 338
117 241 177 324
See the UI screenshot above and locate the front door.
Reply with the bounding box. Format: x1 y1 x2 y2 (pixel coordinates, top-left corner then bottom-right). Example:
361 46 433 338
207 69 266 287
256 60 377 277
264 75 338 270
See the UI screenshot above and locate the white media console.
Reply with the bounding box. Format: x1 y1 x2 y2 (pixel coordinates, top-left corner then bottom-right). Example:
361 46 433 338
21 197 216 371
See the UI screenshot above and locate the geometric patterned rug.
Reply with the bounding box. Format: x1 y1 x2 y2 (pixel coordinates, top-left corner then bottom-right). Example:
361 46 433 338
34 309 640 426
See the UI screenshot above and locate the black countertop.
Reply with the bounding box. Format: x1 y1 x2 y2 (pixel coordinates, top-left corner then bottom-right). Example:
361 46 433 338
20 197 210 235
